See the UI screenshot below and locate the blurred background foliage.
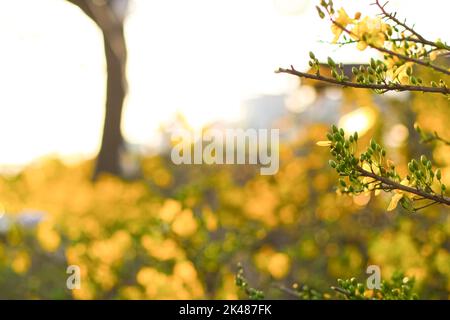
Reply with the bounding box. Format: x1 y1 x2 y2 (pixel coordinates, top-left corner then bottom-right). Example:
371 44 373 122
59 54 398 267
0 67 449 299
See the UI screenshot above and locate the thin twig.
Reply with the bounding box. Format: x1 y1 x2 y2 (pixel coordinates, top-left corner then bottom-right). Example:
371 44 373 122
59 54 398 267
274 284 302 298
413 201 438 211
275 66 449 94
357 166 450 206
374 0 445 49
330 19 450 76
421 132 450 146
331 286 351 298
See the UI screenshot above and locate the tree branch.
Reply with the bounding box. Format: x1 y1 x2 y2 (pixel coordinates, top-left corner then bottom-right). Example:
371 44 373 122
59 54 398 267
374 0 445 49
357 166 450 206
326 10 450 76
275 66 450 94
421 131 450 146
371 44 450 76
330 286 351 298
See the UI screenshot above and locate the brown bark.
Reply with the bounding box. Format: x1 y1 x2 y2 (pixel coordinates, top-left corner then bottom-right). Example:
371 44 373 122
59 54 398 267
66 0 128 179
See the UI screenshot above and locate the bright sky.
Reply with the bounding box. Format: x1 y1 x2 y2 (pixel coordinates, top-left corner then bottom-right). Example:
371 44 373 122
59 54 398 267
0 0 448 167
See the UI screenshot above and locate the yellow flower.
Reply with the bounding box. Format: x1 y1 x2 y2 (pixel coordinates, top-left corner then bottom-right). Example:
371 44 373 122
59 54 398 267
172 209 198 237
387 193 404 211
351 17 388 50
37 221 61 253
12 251 31 274
387 179 412 211
361 163 381 196
390 62 413 84
331 8 353 43
267 253 291 279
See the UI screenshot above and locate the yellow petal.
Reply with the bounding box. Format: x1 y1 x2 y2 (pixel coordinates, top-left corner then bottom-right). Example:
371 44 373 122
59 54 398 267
387 193 403 211
400 178 410 187
386 159 395 168
336 8 352 27
316 140 332 147
357 41 368 51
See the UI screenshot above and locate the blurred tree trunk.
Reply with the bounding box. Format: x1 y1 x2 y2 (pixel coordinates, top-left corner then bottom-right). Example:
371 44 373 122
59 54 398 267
67 0 128 179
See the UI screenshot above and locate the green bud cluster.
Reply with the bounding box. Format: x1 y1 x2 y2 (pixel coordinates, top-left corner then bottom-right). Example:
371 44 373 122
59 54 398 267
292 283 324 300
325 126 398 196
316 0 334 19
308 52 320 75
406 154 447 194
352 59 389 89
334 272 418 300
326 57 349 82
235 264 264 300
334 277 366 300
323 125 447 210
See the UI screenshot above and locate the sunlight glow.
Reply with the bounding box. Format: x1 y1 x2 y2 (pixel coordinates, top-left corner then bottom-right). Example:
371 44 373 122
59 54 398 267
338 106 377 138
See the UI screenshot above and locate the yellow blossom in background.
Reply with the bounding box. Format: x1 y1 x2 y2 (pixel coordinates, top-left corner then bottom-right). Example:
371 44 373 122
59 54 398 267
88 230 132 266
12 251 31 274
172 209 198 237
119 286 143 300
159 199 182 223
267 253 290 279
173 260 204 297
244 181 279 227
217 273 239 300
202 207 218 231
136 264 203 299
37 220 61 252
267 253 291 279
65 243 87 267
136 267 157 287
93 264 117 291
254 247 291 279
173 260 198 282
141 235 184 260
72 283 95 300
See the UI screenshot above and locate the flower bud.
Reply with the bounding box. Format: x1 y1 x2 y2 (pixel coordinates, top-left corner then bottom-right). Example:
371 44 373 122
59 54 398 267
436 169 442 180
327 57 336 68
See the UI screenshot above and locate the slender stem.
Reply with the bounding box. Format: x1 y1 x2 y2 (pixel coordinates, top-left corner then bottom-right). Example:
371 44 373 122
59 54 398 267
331 19 450 76
275 67 450 94
413 201 438 211
372 45 450 76
335 37 440 47
323 0 450 77
331 286 351 298
421 132 450 146
357 166 450 206
374 0 447 50
274 285 302 298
